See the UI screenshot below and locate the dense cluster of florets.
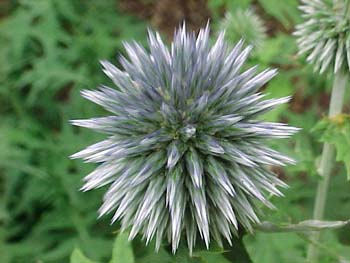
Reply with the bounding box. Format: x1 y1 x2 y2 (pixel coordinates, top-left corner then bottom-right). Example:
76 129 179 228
71 24 297 252
294 0 350 73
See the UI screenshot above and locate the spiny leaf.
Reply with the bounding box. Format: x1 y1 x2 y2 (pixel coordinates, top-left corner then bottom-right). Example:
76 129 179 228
256 220 350 233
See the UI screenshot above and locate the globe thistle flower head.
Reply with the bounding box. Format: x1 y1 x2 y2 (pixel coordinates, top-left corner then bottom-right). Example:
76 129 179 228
71 24 298 253
294 0 350 74
219 9 267 51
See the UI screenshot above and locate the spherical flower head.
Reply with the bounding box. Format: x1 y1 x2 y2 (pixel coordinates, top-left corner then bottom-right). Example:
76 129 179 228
294 0 350 74
219 9 267 51
71 24 298 253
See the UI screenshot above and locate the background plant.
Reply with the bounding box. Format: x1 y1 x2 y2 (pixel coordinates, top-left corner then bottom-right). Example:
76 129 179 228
295 0 350 261
1 0 350 263
218 8 266 51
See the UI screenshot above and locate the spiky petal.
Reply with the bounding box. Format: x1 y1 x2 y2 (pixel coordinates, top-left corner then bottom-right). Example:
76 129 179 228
71 24 298 253
294 0 350 73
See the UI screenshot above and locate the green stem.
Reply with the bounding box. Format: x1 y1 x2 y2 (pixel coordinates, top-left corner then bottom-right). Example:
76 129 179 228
306 71 348 263
346 0 350 16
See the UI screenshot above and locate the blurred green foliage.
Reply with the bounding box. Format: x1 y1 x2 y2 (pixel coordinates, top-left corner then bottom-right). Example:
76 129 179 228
0 0 146 262
0 0 349 262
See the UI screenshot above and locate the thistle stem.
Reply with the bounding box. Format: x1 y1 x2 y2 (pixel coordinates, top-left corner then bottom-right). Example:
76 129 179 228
306 71 348 263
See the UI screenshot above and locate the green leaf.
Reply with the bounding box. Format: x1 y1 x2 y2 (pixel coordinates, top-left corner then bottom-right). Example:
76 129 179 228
194 251 231 263
110 232 134 263
257 0 300 29
245 233 305 263
136 247 173 263
225 0 253 10
191 238 252 263
208 0 253 18
262 75 293 122
257 34 297 64
314 114 350 179
70 248 96 263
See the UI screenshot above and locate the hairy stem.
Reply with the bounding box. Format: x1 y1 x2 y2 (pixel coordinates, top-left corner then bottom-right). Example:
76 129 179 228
306 71 348 262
